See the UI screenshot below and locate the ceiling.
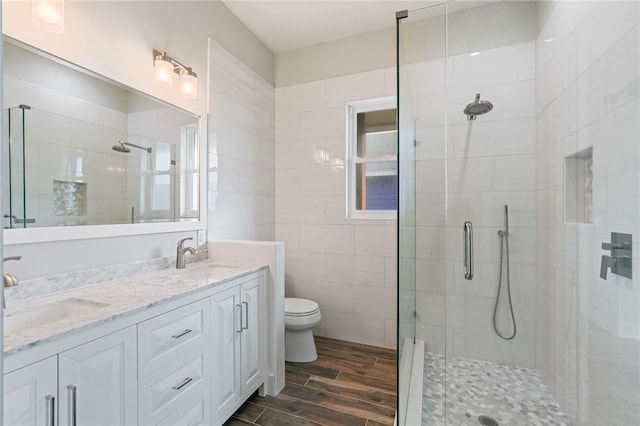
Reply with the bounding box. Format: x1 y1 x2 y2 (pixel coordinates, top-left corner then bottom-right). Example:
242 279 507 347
221 1 442 53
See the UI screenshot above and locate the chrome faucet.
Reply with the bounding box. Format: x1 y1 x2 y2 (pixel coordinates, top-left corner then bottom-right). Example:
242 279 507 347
176 238 196 269
3 256 22 308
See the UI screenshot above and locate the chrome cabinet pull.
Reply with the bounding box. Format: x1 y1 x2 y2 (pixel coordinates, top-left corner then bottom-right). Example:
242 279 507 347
235 304 242 333
463 221 474 280
171 329 193 339
45 394 55 426
241 301 249 330
172 377 193 391
67 384 77 426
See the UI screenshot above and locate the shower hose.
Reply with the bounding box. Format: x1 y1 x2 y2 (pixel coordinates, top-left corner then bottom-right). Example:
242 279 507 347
493 228 517 340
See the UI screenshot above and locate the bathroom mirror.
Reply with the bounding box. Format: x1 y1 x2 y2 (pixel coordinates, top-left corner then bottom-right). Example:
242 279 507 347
2 38 201 235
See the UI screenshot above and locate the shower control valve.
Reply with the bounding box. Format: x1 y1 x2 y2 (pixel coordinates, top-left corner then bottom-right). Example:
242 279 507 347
600 232 632 280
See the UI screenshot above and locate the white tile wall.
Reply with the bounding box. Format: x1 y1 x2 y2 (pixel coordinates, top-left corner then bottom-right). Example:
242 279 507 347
275 68 397 348
207 41 275 241
536 1 640 423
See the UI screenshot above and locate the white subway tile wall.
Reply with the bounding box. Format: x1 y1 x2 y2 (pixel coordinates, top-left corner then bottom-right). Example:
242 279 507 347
536 1 639 422
207 41 276 241
275 68 397 348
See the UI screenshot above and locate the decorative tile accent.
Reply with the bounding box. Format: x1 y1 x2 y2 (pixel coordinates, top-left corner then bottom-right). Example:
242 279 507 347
422 352 572 425
53 180 87 216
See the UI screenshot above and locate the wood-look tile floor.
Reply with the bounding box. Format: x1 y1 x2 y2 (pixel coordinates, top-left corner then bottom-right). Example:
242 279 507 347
224 336 397 426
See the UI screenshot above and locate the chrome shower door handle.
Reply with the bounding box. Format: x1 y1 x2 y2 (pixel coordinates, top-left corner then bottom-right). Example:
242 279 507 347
463 221 474 280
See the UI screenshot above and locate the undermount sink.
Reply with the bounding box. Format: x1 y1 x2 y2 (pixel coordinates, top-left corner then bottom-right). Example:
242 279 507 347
4 298 110 335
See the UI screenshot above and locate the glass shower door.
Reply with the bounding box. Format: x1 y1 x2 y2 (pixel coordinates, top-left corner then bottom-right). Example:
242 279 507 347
398 1 640 425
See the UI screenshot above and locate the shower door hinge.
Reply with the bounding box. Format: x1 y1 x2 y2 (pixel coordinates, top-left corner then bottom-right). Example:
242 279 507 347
413 310 417 319
413 139 417 147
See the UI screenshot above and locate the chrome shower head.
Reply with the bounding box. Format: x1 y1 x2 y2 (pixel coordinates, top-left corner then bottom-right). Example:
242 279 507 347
463 93 493 120
112 141 131 153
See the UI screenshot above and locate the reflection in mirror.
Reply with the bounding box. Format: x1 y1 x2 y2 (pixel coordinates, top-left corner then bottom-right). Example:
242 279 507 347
2 38 200 229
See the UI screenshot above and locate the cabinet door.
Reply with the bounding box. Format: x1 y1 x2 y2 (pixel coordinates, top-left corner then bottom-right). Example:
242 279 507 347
240 277 264 394
210 286 241 421
4 357 57 426
58 327 137 426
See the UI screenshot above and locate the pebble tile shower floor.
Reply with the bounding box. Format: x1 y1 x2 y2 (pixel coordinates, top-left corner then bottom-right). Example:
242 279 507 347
422 352 572 426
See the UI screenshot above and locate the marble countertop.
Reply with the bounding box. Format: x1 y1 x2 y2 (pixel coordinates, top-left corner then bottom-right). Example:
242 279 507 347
3 261 265 356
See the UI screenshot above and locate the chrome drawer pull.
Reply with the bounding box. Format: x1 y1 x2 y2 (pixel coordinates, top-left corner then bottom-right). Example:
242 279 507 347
171 329 193 339
172 377 193 391
67 384 77 426
45 394 55 426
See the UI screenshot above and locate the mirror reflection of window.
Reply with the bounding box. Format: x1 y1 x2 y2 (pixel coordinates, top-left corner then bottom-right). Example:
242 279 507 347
180 124 199 218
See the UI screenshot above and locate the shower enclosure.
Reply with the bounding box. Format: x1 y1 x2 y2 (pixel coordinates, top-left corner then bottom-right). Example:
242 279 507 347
397 2 639 425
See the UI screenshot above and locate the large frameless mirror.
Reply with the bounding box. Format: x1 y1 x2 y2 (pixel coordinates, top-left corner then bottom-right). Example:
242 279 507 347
2 38 200 235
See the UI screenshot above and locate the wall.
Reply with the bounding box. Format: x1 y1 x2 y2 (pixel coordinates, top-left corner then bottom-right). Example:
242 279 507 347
274 68 397 348
1 1 274 280
273 0 538 350
535 1 640 423
207 40 275 241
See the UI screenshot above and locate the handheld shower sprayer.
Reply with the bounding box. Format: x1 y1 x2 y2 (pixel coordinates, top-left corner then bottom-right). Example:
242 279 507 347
493 204 517 340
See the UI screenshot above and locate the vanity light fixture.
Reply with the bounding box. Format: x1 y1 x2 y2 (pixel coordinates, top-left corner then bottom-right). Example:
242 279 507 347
32 0 65 34
180 68 198 99
153 49 198 99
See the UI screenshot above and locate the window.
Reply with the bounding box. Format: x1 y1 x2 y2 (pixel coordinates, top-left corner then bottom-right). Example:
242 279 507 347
346 97 397 219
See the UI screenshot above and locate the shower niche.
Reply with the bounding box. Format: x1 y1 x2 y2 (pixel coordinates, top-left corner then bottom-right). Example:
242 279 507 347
565 147 593 224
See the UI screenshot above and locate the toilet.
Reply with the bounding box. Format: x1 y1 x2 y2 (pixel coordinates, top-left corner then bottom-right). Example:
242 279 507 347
284 298 321 363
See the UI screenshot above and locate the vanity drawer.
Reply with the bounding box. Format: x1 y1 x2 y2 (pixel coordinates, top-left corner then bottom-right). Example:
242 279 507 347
157 397 208 426
138 298 210 378
138 353 210 426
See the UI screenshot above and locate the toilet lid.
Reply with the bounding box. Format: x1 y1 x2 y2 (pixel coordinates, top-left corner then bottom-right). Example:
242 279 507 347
285 298 319 316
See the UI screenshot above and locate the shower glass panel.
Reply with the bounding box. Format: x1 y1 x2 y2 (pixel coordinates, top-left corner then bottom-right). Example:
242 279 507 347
397 4 446 425
397 1 640 425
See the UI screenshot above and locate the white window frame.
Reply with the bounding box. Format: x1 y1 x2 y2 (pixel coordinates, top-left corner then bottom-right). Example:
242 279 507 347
345 96 397 220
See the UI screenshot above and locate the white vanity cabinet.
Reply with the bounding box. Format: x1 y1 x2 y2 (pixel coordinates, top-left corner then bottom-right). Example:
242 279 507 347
3 327 137 426
211 273 265 424
58 327 137 425
3 268 269 426
138 298 211 426
3 356 57 426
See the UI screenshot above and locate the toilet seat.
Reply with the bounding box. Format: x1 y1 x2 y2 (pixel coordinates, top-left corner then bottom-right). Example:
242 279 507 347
285 298 319 317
